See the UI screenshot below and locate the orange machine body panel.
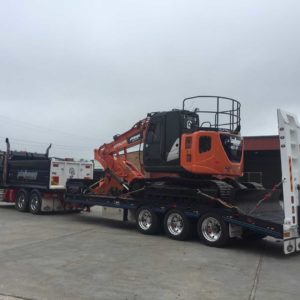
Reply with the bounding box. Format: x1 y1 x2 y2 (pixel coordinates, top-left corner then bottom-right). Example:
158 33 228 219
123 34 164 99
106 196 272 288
180 131 244 177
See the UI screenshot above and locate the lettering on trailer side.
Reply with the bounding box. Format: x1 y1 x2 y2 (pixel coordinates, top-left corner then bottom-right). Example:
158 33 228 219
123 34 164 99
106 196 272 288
17 170 38 181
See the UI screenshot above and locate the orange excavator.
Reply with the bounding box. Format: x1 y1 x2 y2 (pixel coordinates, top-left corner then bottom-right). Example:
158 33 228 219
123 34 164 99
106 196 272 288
93 96 244 198
66 96 284 247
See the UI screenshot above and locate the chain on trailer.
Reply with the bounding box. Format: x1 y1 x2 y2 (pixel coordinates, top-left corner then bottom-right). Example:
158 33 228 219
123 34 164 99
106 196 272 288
196 179 284 216
247 179 285 215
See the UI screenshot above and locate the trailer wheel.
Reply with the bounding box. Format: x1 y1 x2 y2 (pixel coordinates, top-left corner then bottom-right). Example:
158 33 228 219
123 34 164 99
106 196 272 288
164 209 190 241
15 189 29 212
197 213 229 247
136 207 160 235
29 190 42 214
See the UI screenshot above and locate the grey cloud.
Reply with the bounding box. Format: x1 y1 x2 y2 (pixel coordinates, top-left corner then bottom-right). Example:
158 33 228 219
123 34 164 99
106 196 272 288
0 0 300 158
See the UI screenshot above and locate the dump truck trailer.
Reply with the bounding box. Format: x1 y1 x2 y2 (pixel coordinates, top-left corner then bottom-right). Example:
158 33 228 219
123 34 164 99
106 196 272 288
64 109 300 255
0 139 94 213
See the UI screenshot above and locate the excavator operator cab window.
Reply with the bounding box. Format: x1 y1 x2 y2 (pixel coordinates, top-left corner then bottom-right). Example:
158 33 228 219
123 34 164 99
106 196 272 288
147 122 161 144
199 136 211 153
220 134 243 162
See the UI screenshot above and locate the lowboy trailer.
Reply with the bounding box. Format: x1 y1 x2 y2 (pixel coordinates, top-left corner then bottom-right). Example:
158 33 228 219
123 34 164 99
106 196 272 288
65 109 300 255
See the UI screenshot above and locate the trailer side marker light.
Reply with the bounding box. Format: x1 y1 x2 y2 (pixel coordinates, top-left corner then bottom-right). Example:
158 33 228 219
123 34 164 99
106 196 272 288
284 232 291 238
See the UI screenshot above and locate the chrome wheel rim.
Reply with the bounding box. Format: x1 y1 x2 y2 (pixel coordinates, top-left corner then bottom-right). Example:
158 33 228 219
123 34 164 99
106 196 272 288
18 194 26 209
167 213 184 236
138 209 152 230
201 217 222 242
30 194 39 211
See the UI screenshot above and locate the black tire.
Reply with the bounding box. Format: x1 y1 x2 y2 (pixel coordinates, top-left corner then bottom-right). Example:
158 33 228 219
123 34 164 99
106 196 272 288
164 209 190 241
15 189 29 212
29 190 42 214
136 207 160 235
197 213 229 247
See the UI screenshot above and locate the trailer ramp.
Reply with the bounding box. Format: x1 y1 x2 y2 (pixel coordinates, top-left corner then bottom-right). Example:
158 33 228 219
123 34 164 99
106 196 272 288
278 109 300 254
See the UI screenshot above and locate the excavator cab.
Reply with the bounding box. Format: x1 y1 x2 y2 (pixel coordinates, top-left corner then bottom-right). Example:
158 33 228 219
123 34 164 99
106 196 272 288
143 96 244 178
143 109 199 172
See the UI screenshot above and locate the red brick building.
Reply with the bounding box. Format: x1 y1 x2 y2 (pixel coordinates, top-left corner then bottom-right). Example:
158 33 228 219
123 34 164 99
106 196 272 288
243 135 280 188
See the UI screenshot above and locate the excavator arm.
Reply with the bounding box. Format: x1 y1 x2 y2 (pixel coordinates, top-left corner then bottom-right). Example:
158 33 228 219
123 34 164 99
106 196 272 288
94 117 149 195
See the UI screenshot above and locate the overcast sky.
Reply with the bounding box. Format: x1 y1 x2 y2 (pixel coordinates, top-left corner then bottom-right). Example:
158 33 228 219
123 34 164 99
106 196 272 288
0 0 300 160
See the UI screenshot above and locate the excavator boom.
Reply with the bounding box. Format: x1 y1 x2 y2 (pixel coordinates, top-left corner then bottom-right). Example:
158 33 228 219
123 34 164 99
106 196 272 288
94 117 149 194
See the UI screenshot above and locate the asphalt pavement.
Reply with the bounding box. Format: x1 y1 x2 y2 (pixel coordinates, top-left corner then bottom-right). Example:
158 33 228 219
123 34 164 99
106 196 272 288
0 204 299 300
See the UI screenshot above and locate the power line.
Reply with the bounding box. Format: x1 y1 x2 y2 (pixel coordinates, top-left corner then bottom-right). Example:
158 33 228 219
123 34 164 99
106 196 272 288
0 136 94 151
0 114 102 143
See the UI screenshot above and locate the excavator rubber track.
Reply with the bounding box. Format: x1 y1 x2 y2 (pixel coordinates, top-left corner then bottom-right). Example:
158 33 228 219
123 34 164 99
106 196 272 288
131 177 235 208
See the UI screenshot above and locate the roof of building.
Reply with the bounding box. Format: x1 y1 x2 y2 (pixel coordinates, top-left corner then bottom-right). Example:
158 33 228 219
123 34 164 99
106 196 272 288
244 135 279 151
